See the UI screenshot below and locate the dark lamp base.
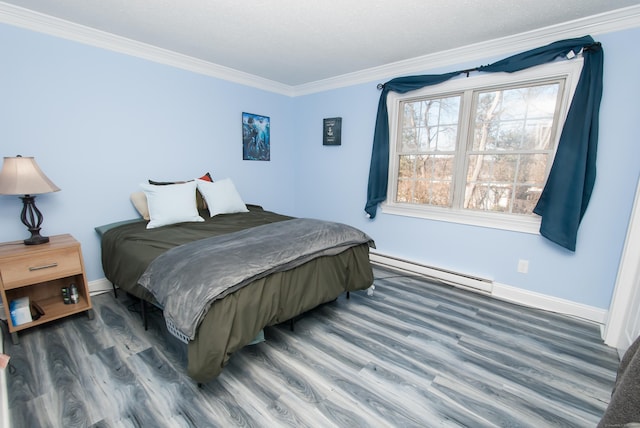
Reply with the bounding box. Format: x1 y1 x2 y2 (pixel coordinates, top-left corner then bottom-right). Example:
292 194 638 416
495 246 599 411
19 195 50 245
24 232 50 246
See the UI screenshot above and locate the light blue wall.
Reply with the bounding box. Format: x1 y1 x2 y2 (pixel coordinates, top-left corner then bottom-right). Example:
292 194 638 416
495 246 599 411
0 24 296 281
1 21 639 311
292 27 640 310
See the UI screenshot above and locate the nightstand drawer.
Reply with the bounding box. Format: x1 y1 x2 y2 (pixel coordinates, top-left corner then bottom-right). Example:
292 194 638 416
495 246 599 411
0 248 82 289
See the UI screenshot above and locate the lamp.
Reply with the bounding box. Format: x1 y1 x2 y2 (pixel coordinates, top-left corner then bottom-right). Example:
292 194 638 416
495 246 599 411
0 155 60 245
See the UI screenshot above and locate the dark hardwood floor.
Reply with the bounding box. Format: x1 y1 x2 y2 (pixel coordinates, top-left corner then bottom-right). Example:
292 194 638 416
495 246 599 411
4 266 620 427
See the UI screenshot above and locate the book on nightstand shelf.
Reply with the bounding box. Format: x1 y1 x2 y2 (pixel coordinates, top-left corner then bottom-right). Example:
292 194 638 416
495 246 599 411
9 297 32 326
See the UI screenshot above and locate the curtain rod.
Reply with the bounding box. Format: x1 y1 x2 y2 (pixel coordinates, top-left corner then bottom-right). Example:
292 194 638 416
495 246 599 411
376 42 600 90
376 66 480 90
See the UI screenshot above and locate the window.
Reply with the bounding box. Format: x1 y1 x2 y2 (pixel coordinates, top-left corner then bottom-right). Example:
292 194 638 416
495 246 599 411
384 59 583 233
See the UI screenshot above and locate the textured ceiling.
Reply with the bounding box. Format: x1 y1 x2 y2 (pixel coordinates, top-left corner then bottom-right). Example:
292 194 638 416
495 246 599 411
2 0 640 85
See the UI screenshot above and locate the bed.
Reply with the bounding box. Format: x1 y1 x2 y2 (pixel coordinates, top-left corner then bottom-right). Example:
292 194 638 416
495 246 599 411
97 178 375 383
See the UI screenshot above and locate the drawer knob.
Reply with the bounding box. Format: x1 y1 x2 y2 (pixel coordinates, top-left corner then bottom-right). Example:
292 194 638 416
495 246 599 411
28 262 58 271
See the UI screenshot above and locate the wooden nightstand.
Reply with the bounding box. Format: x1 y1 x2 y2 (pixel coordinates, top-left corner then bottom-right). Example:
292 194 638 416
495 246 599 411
0 234 94 344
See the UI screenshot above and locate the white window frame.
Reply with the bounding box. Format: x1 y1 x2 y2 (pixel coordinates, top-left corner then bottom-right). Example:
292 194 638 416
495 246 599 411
382 58 584 234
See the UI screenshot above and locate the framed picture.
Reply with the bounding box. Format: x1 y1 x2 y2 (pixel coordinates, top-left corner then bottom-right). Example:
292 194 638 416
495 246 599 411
323 117 342 146
242 112 270 161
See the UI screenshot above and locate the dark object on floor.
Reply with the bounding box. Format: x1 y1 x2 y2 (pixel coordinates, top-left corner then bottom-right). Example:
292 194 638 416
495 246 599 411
598 335 640 427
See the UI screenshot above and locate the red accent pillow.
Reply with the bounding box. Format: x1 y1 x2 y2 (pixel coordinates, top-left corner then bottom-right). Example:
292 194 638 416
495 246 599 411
199 172 213 182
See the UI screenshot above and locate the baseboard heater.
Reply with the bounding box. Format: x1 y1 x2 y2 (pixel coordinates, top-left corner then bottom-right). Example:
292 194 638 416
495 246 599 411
369 251 493 294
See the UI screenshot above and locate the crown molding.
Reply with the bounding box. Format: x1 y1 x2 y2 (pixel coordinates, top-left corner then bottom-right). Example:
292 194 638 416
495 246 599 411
1 2 639 98
0 2 295 96
293 4 640 96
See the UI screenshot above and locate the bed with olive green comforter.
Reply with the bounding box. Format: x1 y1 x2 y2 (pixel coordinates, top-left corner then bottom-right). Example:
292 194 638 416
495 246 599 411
99 205 375 383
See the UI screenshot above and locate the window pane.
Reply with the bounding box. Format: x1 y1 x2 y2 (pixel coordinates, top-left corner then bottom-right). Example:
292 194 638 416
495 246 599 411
467 154 517 184
472 83 560 152
402 103 420 128
414 180 429 204
436 125 458 151
415 155 430 179
527 84 561 117
501 87 530 120
517 153 549 183
513 185 542 214
468 154 494 181
401 127 418 152
398 155 415 178
431 181 452 206
396 155 453 206
400 96 461 154
438 97 461 124
412 180 452 206
466 183 513 212
495 122 524 150
523 119 553 150
419 127 434 151
426 100 440 127
396 178 412 203
493 155 517 182
432 155 454 180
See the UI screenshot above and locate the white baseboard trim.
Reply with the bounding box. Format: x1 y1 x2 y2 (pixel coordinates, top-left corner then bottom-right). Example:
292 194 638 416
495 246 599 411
492 281 608 326
369 251 493 294
370 252 607 326
89 278 115 296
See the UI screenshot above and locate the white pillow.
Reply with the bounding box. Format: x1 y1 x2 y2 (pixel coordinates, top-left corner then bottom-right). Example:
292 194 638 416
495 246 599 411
196 178 249 217
140 181 204 229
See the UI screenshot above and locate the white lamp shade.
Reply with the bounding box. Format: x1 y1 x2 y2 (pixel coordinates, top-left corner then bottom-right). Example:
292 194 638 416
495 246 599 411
0 156 60 195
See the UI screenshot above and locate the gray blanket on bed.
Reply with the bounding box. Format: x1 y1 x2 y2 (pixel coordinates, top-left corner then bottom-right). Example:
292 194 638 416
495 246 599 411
138 218 374 340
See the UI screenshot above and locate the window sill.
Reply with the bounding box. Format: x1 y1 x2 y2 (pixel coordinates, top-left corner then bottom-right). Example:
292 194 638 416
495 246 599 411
381 202 541 235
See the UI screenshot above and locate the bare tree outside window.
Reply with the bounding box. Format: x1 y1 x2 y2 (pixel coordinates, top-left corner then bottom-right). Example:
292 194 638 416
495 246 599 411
384 60 581 233
394 80 563 217
466 83 560 214
397 96 460 206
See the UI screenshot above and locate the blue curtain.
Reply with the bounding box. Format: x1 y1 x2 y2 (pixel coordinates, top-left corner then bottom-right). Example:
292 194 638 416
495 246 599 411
365 35 603 251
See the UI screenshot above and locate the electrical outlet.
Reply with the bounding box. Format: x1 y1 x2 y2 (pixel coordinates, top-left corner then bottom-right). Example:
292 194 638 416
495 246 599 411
517 259 529 274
